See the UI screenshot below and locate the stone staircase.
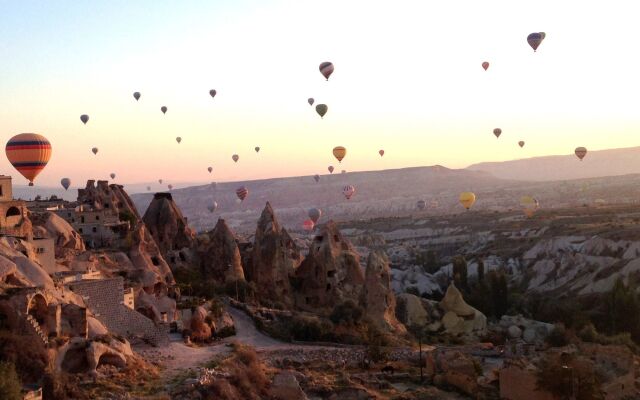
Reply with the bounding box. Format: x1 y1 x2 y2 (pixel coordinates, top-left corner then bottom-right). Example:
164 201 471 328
25 314 49 346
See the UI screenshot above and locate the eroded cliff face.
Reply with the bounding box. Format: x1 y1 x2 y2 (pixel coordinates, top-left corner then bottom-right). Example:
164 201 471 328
362 251 406 334
128 224 175 288
142 193 195 258
197 219 245 284
293 220 365 315
31 212 85 259
78 180 140 219
247 203 301 308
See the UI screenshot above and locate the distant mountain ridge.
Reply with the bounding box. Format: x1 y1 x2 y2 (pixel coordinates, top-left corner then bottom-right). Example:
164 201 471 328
467 146 640 181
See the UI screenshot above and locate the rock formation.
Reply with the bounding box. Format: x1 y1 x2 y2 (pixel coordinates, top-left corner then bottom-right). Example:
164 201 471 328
439 283 486 336
128 224 175 287
142 193 195 257
293 220 364 315
77 180 141 219
198 219 245 284
362 251 406 334
247 203 302 307
31 212 85 258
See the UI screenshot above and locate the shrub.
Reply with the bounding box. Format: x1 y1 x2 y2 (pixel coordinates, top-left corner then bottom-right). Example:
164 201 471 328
0 331 48 384
290 315 333 342
330 300 364 326
0 361 21 400
546 323 571 348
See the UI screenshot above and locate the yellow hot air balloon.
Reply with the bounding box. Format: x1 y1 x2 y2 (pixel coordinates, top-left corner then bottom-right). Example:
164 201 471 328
333 146 346 163
459 192 476 210
520 195 539 218
5 133 52 186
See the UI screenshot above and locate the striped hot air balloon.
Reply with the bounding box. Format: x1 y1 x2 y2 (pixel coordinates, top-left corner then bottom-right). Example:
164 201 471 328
343 185 355 200
319 62 334 80
333 146 346 162
302 219 315 232
6 133 52 186
236 186 249 201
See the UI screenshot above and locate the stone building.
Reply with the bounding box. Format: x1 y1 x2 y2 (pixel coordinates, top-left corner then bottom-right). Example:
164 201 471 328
0 175 32 238
54 205 129 248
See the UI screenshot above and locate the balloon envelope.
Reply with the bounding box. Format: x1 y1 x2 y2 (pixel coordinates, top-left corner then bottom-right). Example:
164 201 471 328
379 149 385 157
333 146 346 162
527 32 545 51
314 174 320 183
493 128 502 138
255 147 260 153
316 104 328 118
575 147 587 160
92 147 98 155
518 141 525 148
168 184 173 190
308 208 322 223
158 179 163 184
482 61 489 71
319 61 334 80
80 115 89 124
302 219 315 232
161 106 167 114
236 186 249 201
417 200 426 210
133 92 140 101
459 192 476 210
110 173 116 179
328 166 334 173
208 202 218 213
146 186 151 191
343 185 355 200
308 98 314 106
208 167 213 173
176 137 182 143
61 178 71 190
232 154 239 163
209 89 217 98
5 133 52 186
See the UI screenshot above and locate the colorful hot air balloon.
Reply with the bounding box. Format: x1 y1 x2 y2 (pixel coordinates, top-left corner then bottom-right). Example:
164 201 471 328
417 200 427 210
308 208 322 223
158 179 163 184
208 166 213 173
110 173 116 179
316 104 328 118
236 186 249 201
61 178 71 190
80 114 89 125
232 154 239 163
255 147 260 153
5 133 52 186
518 141 525 148
314 174 320 183
379 149 385 157
302 219 315 232
168 184 173 190
146 186 151 191
176 137 182 144
319 62 334 80
493 128 502 138
527 32 545 52
459 192 476 210
328 166 335 174
575 147 587 161
133 92 141 101
208 202 218 213
92 147 98 155
333 146 346 163
482 61 489 71
520 195 539 218
161 106 167 114
343 185 355 200
209 89 217 98
308 98 314 106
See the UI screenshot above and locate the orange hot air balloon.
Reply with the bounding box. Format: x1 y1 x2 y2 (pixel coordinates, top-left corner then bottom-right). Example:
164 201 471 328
379 149 385 157
5 133 52 186
333 146 346 162
575 147 587 161
482 61 489 71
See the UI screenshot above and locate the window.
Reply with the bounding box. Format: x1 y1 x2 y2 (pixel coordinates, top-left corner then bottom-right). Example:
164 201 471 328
6 207 20 218
0 185 3 196
327 270 336 278
151 256 160 266
67 213 72 218
71 218 75 223
81 216 85 223
78 228 83 233
92 227 97 233
95 215 100 221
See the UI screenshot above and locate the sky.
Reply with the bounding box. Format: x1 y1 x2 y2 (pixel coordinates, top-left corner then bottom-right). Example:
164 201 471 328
1 0 639 191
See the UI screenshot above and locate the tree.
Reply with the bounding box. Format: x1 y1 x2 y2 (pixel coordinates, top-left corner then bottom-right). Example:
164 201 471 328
489 271 508 318
603 278 640 339
0 361 22 400
452 255 468 290
477 259 485 283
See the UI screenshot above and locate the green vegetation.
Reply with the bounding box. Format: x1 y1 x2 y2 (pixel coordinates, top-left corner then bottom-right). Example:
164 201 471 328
536 353 602 400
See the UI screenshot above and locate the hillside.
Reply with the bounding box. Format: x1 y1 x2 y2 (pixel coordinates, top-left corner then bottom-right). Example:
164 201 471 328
467 146 640 181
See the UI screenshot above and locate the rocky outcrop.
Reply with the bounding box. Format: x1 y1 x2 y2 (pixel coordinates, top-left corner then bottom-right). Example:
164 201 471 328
248 203 302 308
31 212 85 258
142 193 195 257
293 221 364 315
189 306 212 341
362 251 406 334
439 284 487 336
198 219 245 284
427 349 479 397
270 371 309 400
135 287 177 323
77 180 140 219
128 224 174 288
498 315 554 344
395 293 430 327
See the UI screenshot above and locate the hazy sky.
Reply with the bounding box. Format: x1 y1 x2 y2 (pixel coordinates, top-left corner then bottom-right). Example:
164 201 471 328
1 0 639 190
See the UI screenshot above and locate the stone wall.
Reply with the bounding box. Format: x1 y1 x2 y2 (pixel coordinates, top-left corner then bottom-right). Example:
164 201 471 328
66 277 168 345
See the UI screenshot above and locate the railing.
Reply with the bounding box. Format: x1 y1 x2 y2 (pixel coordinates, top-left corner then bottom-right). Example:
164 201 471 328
25 314 49 346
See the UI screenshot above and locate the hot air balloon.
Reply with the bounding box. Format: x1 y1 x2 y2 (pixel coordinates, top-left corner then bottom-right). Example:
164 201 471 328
133 92 141 101
493 128 502 138
61 178 71 190
146 186 151 191
255 147 260 153
176 137 182 144
208 202 218 213
302 219 315 232
168 184 173 190
158 179 163 184
208 166 213 173
417 200 426 210
211 182 217 189
343 185 355 200
236 186 249 201
482 61 489 71
459 192 476 210
308 98 314 106
5 133 52 186
520 195 539 218
308 208 322 223
527 32 545 52
575 147 587 161
209 89 217 98
161 106 167 114
333 146 346 163
379 150 385 157
232 154 239 163
319 62 334 80
314 174 320 183
316 104 328 118
80 115 89 125
110 173 116 179
342 170 346 174
92 147 98 155
328 166 335 174
518 141 525 148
